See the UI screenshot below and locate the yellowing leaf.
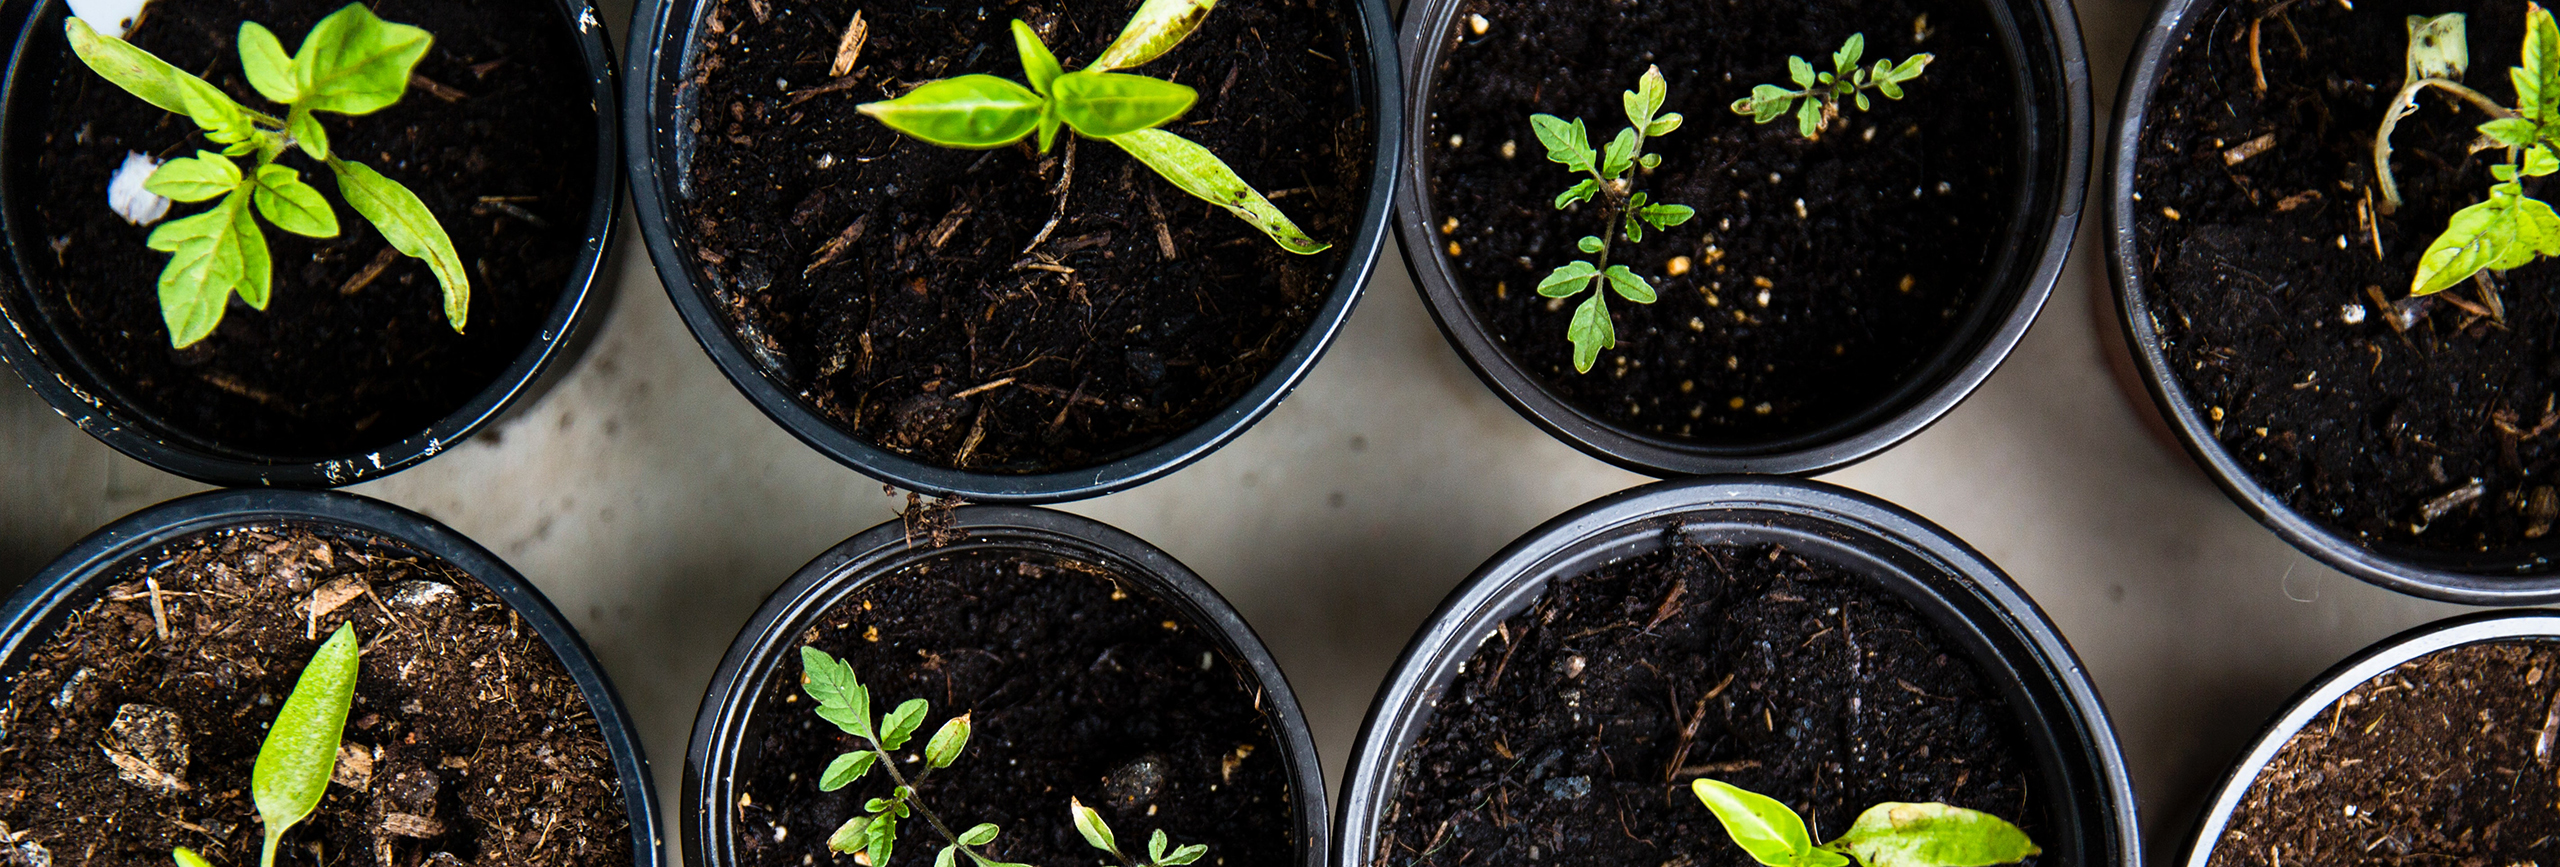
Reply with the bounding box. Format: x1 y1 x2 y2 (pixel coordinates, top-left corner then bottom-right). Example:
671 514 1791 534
1108 128 1328 254
65 16 199 116
1091 0 1218 71
1831 802 2040 867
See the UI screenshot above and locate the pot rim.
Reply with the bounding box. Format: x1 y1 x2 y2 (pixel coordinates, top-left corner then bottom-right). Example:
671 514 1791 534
1388 0 2090 477
2175 609 2560 867
0 0 625 488
0 488 666 867
1331 475 2139 867
621 0 1401 504
2103 0 2560 604
684 505 1328 867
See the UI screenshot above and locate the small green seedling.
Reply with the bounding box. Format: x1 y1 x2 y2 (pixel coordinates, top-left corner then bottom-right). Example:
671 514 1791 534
68 4 469 348
1730 34 1933 138
1692 778 2039 867
856 0 1326 254
2383 5 2560 299
1070 798 1209 867
171 624 360 867
802 647 1029 867
1529 65 1696 373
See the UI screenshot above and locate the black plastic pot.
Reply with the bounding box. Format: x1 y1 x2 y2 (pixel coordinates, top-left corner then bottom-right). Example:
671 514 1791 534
1334 476 2139 867
1393 0 2089 477
0 0 622 488
0 488 664 866
687 505 1327 867
623 0 1399 504
2175 609 2560 867
2104 0 2560 605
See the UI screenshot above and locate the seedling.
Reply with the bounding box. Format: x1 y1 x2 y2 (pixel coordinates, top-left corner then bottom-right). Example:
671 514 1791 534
1692 778 2038 867
802 647 1028 867
1070 798 1209 867
1529 65 1696 372
856 0 1327 254
171 624 361 867
1730 34 1933 138
2382 6 2560 299
67 4 470 348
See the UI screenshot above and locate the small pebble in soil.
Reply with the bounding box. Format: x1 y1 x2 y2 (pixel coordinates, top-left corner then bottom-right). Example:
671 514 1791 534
1756 402 1774 415
1667 255 1690 276
1447 241 1462 256
1502 140 1517 159
2341 303 2367 325
1449 134 1464 148
1543 776 1592 800
1794 199 1808 219
1936 182 1952 195
2163 206 2182 220
1899 274 1916 293
1468 13 1489 34
1688 317 1706 331
1441 217 1459 234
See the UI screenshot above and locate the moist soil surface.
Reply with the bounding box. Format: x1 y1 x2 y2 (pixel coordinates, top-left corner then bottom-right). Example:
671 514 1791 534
2134 0 2560 557
20 0 597 455
730 549 1293 867
1426 0 2017 443
2207 640 2560 867
678 0 1369 474
0 525 631 867
1374 540 2043 867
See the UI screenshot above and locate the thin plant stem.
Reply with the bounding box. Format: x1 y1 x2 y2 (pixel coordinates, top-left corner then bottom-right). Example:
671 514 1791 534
2376 77 2521 213
866 740 998 864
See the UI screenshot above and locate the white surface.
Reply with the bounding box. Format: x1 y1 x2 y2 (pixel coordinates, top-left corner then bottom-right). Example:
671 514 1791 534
0 0 2484 861
107 151 168 226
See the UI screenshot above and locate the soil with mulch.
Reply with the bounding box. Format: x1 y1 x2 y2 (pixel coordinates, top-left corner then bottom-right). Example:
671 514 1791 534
0 525 631 867
677 0 1369 474
2134 0 2560 557
1375 540 2043 867
729 549 1294 867
19 0 597 454
2207 640 2560 867
1426 0 2017 442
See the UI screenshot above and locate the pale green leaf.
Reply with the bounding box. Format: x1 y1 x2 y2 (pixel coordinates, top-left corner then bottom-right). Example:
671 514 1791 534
1091 0 1218 70
1108 128 1328 253
867 813 899 867
290 106 330 160
1830 802 2040 867
1641 203 1695 229
1796 98 1822 137
252 164 339 238
1577 235 1604 254
924 713 972 769
1878 77 1905 100
2488 117 2544 148
176 76 255 144
938 845 960 867
1601 127 1637 179
1150 830 1170 862
254 624 360 850
1071 798 1118 854
2411 186 2560 294
294 3 432 116
1052 71 1195 138
146 193 256 347
328 157 468 332
231 191 270 310
1530 113 1595 174
173 848 214 867
1789 55 1816 88
878 698 929 750
2407 14 2470 87
238 22 300 104
800 647 861 709
65 16 200 115
2531 144 2560 176
819 750 878 791
1605 265 1656 303
1568 291 1612 373
146 152 243 203
1693 778 1849 867
859 75 1044 148
1835 33 1866 74
1164 845 1207 865
1647 112 1683 137
828 816 873 854
958 823 1000 846
1538 261 1598 297
1555 178 1600 209
1012 21 1062 94
1892 54 1933 81
1738 85 1794 123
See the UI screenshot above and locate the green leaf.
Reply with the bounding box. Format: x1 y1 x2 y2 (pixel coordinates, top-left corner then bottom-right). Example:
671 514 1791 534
1567 291 1613 373
290 106 330 160
1108 128 1328 253
176 76 256 145
1624 213 1644 243
1530 114 1595 174
828 816 873 854
1829 803 2041 867
146 192 259 347
1647 112 1684 137
800 647 860 708
958 824 1000 847
173 848 214 867
2411 184 2560 294
252 164 339 238
1605 265 1656 303
1878 77 1905 100
1835 33 1866 75
1796 98 1822 138
1855 91 1871 111
1538 261 1598 297
1738 85 1795 123
819 750 878 791
231 191 271 310
1577 235 1604 254
2531 144 2560 176
1555 178 1600 209
2406 13 2472 89
294 3 432 116
1011 21 1063 95
860 75 1045 148
254 624 360 867
939 845 960 867
1623 65 1666 129
65 16 204 116
1641 203 1696 229
1149 830 1170 863
1601 126 1637 179
1164 844 1208 866
1892 54 1933 81
1693 778 1851 867
1052 71 1195 137
878 698 930 750
1639 152 1663 170
327 157 469 332
238 22 300 104
2487 117 2542 148
147 152 244 203
1071 798 1119 854
1091 0 1218 70
924 712 972 768
864 811 900 867
1789 55 1817 88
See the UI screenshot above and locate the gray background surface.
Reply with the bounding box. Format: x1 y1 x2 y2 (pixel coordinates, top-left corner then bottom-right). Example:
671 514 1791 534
0 0 2477 860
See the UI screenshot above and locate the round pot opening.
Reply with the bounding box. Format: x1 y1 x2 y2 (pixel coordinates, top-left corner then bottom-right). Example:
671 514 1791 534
1335 477 2136 867
0 488 663 867
624 0 1400 503
1392 0 2088 477
0 0 623 488
688 506 1327 867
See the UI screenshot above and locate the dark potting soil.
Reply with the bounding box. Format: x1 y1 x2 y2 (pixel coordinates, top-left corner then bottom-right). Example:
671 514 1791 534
678 0 1369 474
1425 0 2018 442
730 550 1293 867
20 0 597 454
2134 0 2560 556
2207 640 2560 867
1374 541 2042 867
0 525 631 867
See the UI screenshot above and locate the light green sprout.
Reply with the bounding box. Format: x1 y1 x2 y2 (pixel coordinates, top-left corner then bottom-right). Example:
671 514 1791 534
1692 778 2039 867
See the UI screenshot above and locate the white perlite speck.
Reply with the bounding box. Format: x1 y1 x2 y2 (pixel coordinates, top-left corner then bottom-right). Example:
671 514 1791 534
107 151 169 226
2341 302 2367 325
67 0 150 39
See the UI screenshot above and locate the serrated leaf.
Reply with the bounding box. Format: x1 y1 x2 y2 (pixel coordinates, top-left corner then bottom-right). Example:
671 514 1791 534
1836 33 1866 73
820 750 878 791
859 75 1044 148
1831 802 2040 867
879 698 930 750
146 152 243 203
1071 798 1118 854
328 157 468 332
294 3 431 116
1052 71 1196 138
1091 0 1218 70
958 824 1000 846
1693 778 1850 867
253 624 360 861
252 164 339 238
867 812 899 867
2531 144 2560 176
1108 128 1327 253
1789 55 1816 87
1796 98 1822 137
1605 265 1656 303
1567 291 1612 373
1740 85 1795 123
800 647 859 707
1011 21 1063 94
1530 113 1595 173
1577 235 1604 254
2485 117 2541 149
1602 126 1637 178
1555 178 1600 209
238 22 299 104
1538 261 1598 297
2412 184 2560 294
146 192 258 347
924 713 972 768
829 816 872 854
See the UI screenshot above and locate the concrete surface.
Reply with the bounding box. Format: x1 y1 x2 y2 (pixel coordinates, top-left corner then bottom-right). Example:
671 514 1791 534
0 0 2485 860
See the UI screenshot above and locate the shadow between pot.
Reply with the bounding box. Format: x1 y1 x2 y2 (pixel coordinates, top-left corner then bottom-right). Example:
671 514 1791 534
685 506 1328 867
0 488 665 867
0 0 625 488
1332 476 2138 867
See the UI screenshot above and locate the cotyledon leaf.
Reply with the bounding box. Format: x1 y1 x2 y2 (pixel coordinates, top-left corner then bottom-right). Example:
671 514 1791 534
253 623 360 867
1091 0 1218 71
1107 128 1328 254
328 157 469 332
